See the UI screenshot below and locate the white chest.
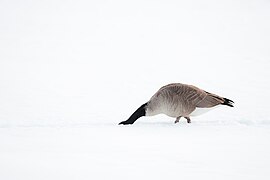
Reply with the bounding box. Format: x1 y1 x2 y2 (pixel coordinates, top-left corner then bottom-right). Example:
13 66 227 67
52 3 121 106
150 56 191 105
190 106 219 116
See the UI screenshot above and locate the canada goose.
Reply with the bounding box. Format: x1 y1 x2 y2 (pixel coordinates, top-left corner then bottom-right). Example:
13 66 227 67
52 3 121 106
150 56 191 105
119 83 234 125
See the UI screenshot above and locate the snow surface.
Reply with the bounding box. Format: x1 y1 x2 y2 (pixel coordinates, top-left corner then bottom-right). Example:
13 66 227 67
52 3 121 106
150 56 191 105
1 0 270 179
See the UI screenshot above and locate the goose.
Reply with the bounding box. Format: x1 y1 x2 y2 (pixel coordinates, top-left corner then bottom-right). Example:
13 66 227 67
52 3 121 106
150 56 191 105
119 83 234 125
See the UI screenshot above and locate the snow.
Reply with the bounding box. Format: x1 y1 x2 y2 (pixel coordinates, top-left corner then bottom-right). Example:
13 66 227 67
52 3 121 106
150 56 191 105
1 0 270 179
1 125 270 180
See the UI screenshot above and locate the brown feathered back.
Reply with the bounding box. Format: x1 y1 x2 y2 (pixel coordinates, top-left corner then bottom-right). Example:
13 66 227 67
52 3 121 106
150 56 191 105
146 83 233 117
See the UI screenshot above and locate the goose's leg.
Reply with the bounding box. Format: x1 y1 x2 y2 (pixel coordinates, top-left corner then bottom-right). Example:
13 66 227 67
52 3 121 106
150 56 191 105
175 116 181 123
185 117 191 123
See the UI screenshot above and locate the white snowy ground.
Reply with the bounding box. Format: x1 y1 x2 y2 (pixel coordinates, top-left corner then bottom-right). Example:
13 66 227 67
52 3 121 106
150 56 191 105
1 0 270 180
0 124 270 180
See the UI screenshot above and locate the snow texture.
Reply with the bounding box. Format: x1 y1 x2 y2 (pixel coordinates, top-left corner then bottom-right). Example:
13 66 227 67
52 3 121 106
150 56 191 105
0 0 270 179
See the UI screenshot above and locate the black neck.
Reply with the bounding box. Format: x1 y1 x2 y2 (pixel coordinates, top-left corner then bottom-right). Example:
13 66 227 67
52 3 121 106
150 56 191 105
119 103 147 125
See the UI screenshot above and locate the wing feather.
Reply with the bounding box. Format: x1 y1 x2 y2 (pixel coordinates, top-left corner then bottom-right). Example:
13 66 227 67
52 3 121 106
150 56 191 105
196 91 225 108
160 83 225 108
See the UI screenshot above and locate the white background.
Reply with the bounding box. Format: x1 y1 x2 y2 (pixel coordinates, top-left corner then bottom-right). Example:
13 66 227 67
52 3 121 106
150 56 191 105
0 0 270 179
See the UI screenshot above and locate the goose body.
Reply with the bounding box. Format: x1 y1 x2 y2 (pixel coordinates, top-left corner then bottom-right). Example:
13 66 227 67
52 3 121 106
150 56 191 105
119 83 234 125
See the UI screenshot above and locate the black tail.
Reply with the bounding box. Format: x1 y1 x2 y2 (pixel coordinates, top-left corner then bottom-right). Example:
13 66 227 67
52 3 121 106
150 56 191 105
119 103 147 125
222 98 234 107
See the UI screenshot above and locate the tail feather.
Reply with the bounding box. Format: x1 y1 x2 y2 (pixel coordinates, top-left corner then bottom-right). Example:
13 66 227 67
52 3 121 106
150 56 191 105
222 98 234 107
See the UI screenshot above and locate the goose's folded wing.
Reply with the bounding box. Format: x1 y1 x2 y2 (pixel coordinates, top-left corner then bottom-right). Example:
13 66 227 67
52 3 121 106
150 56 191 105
182 85 207 106
196 91 224 108
160 84 225 108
